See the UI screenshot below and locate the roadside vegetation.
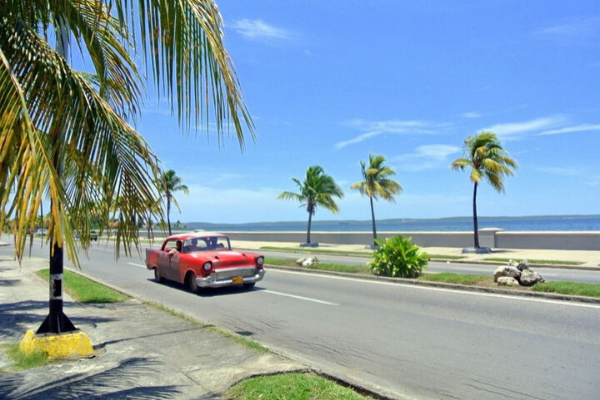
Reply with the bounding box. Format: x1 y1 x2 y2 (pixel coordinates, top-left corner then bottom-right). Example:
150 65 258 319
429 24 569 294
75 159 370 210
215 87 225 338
35 269 129 303
1 344 50 371
483 257 584 266
224 372 373 400
266 257 600 299
261 246 466 261
369 235 429 278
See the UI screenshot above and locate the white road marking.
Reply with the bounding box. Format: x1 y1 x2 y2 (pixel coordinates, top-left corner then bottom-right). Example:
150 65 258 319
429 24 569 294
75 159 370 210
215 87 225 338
262 290 339 306
128 262 147 269
269 269 600 309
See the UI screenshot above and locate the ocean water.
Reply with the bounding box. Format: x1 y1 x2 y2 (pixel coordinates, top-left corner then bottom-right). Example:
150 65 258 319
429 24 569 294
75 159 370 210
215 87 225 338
188 215 600 232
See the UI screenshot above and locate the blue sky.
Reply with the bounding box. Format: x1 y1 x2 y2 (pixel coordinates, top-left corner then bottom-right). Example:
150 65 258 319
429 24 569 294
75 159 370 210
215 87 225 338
137 1 600 224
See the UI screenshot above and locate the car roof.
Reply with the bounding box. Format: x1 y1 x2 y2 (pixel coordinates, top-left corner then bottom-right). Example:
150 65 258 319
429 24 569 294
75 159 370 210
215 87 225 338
166 232 226 241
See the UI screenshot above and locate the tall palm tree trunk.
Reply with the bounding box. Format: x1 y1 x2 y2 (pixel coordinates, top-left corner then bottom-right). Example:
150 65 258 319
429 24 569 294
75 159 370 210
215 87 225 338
37 24 76 334
370 196 377 246
167 196 172 235
306 212 313 244
472 182 480 249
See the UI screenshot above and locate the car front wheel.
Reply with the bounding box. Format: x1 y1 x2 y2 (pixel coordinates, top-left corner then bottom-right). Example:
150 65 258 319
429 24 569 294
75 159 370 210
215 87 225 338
187 273 199 294
243 282 256 289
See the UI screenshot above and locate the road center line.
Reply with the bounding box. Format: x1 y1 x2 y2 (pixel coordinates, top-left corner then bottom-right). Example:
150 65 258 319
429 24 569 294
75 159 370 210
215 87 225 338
268 269 600 309
262 290 339 306
128 262 147 269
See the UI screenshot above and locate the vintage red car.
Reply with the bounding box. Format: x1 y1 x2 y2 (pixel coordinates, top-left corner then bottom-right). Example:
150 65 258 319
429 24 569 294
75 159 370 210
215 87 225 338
145 232 265 292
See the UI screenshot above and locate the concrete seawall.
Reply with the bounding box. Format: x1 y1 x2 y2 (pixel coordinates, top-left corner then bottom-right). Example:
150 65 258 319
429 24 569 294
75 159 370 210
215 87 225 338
222 230 600 251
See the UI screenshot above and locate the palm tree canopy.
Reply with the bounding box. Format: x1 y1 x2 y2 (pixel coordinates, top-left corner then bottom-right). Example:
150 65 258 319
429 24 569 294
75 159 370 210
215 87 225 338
450 131 518 192
278 166 344 216
162 170 189 212
0 0 253 261
350 154 402 201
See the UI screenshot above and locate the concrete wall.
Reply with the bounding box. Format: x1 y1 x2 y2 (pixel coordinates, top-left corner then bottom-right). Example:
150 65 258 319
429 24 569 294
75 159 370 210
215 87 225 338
223 230 600 251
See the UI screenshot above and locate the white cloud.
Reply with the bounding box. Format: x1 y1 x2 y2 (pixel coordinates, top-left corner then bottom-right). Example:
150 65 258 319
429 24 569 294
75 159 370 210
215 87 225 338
335 119 446 149
481 116 566 140
535 17 600 37
536 167 583 177
538 124 600 136
335 131 384 149
461 112 480 119
394 144 461 171
230 19 292 41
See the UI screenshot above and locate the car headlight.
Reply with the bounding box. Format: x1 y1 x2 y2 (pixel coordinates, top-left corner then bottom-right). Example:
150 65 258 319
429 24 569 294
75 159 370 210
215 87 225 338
256 256 264 265
203 262 212 271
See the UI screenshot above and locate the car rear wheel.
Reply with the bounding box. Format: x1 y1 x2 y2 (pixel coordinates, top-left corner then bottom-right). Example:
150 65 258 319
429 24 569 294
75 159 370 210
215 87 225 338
187 273 199 294
243 282 255 289
154 268 163 283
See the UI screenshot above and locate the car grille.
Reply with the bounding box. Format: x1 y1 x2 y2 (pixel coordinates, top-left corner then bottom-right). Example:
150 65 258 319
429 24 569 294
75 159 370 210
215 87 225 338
215 267 258 280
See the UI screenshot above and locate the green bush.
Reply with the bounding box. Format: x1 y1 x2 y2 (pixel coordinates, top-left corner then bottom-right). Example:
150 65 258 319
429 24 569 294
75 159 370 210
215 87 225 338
369 235 429 278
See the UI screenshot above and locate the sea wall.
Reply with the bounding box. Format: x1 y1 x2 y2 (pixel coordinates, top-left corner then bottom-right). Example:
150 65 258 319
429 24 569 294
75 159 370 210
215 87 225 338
223 230 600 251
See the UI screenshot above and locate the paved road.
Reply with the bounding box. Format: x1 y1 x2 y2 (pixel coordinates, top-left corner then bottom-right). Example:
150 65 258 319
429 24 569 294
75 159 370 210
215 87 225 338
7 241 600 400
259 249 600 284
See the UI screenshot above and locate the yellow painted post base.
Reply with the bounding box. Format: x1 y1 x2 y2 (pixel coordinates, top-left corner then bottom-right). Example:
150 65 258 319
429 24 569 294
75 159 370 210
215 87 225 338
20 330 94 359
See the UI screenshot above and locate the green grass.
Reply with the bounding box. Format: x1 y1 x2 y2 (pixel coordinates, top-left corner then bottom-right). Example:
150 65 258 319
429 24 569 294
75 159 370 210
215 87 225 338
224 372 372 400
261 246 466 261
1 343 50 370
36 269 129 303
261 246 372 257
266 258 369 274
421 273 493 285
428 254 467 260
483 257 584 266
532 281 600 297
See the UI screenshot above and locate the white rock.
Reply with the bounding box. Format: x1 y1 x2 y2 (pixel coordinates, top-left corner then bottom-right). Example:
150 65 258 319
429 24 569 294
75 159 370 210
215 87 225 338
497 277 520 287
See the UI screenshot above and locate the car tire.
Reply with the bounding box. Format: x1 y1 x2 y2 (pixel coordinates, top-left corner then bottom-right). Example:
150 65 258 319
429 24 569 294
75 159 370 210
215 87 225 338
243 282 256 289
187 273 199 294
154 268 163 283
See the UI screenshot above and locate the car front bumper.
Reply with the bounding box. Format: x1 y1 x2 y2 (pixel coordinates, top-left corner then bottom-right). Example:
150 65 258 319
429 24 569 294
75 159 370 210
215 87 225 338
196 267 265 288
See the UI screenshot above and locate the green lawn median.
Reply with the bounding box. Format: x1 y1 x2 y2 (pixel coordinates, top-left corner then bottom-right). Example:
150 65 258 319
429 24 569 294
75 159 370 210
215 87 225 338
36 269 129 303
267 258 600 299
224 372 373 400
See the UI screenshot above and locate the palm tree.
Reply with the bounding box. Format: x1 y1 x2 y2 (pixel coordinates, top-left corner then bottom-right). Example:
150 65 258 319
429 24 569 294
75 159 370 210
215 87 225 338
1 0 253 335
451 132 518 250
278 166 344 246
162 170 189 235
350 154 402 247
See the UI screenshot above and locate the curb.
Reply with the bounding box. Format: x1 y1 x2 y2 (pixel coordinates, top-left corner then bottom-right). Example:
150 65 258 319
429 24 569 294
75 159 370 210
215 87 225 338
266 264 600 305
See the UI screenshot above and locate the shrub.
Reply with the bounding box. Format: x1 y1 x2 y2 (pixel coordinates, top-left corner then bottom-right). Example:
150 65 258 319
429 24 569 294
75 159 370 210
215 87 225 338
369 235 429 278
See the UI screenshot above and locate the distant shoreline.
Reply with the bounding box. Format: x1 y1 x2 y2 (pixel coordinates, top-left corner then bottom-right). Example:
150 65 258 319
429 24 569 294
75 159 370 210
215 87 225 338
182 215 600 233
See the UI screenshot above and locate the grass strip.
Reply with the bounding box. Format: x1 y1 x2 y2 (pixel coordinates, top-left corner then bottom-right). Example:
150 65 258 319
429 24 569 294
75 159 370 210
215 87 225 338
1 344 50 371
35 269 129 303
261 246 466 261
266 258 369 274
420 273 493 285
224 372 373 400
483 257 584 266
260 246 372 257
532 281 600 297
427 254 467 260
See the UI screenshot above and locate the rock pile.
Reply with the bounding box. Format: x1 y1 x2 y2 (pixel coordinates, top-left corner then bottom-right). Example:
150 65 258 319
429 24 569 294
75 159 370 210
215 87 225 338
493 260 545 287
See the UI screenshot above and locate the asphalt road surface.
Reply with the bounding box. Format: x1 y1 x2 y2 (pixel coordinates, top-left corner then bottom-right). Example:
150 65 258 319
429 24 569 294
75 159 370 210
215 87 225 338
6 240 600 400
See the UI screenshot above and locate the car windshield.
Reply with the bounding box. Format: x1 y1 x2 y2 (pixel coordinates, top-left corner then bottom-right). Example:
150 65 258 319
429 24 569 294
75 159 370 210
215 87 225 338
181 236 230 253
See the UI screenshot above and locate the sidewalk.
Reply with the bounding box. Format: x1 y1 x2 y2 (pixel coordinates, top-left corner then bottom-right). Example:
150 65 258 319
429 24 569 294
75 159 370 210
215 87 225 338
0 252 306 399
